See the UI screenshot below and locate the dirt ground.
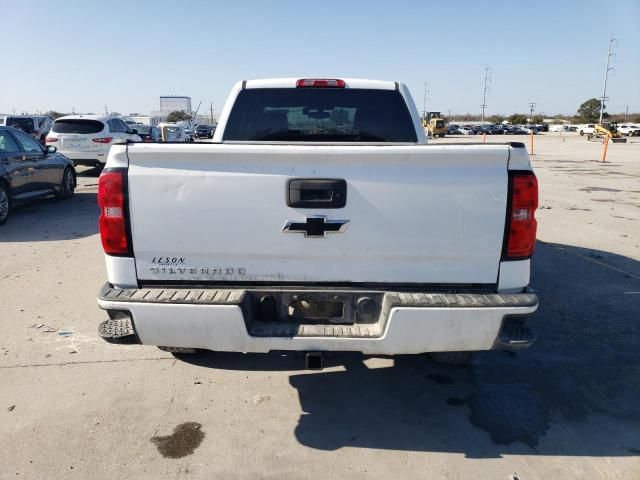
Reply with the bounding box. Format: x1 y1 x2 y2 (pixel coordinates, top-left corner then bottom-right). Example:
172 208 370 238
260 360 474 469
1 133 639 479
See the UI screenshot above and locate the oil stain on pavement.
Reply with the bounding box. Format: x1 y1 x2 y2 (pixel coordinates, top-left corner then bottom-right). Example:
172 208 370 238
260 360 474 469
466 383 550 449
445 383 550 449
151 422 205 458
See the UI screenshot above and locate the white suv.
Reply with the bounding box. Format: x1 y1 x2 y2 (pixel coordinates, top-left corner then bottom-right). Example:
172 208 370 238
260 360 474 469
578 124 595 136
45 115 141 167
618 124 640 136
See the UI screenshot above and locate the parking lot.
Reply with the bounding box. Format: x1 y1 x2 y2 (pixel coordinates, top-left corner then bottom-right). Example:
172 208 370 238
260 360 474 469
1 133 639 479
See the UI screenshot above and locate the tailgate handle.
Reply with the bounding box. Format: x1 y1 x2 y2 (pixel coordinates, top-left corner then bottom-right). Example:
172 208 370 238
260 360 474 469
287 179 347 208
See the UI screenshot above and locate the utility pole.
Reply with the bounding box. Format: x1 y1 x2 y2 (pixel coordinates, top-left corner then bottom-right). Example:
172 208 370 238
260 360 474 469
624 105 628 122
481 67 491 124
210 101 214 125
104 104 108 115
192 100 202 125
528 102 536 123
448 109 452 122
599 38 617 123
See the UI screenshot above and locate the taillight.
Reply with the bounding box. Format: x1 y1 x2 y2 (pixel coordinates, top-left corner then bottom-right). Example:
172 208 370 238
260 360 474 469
296 78 346 88
504 172 538 260
45 137 58 143
98 170 131 256
92 137 113 144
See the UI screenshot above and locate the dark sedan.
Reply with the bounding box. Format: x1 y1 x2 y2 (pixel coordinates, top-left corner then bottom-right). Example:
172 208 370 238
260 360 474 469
0 126 76 225
194 124 214 139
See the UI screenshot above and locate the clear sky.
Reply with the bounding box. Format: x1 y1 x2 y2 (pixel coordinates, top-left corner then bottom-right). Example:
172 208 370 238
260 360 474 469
2 0 639 117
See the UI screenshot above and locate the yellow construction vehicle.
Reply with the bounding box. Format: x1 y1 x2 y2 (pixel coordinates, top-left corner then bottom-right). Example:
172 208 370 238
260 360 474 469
422 111 447 138
587 122 627 143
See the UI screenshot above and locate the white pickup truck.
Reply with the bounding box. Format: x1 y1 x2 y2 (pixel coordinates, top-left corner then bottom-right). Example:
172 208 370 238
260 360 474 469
96 78 538 367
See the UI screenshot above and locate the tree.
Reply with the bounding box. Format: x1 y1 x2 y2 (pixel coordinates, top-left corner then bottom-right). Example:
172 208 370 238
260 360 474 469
577 98 604 123
47 110 66 119
508 113 528 124
531 115 544 124
166 110 192 123
489 115 505 124
455 113 481 121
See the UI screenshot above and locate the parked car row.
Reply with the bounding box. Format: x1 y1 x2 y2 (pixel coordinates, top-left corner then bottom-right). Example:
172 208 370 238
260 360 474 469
0 113 217 226
447 124 545 135
578 123 640 137
618 124 640 136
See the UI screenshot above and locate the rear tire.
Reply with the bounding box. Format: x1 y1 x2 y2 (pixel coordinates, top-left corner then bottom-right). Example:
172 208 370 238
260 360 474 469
0 182 11 225
430 351 472 365
56 167 75 199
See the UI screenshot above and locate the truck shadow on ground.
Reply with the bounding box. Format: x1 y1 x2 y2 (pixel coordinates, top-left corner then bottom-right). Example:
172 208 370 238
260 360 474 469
180 241 640 458
0 192 98 242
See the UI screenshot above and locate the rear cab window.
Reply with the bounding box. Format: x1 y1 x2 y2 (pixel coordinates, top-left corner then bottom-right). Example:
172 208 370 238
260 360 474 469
223 88 417 143
52 119 105 134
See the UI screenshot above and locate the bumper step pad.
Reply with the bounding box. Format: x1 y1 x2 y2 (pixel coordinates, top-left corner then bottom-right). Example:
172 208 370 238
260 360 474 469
497 321 537 350
98 317 138 344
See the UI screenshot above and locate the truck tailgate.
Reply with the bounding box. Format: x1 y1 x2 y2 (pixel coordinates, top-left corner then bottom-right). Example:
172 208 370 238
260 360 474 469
126 143 509 285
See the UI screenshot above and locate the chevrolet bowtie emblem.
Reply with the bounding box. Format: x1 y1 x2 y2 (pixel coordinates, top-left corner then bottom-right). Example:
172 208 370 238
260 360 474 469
283 216 349 238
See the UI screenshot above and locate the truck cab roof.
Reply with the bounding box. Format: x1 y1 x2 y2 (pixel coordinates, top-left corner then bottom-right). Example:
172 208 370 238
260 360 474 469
243 78 399 90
